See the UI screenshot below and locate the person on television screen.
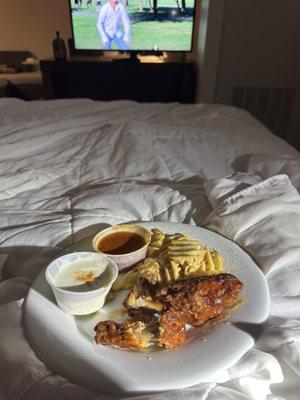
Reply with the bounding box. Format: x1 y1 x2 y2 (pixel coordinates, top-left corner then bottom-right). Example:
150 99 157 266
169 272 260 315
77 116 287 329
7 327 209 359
97 0 131 51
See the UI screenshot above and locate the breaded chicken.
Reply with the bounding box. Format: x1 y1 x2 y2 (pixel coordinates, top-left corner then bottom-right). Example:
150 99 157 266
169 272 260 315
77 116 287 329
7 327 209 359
94 320 153 350
94 274 244 350
156 273 244 327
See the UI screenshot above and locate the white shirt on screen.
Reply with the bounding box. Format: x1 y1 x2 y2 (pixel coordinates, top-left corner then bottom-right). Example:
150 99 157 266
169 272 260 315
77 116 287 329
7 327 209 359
97 2 131 45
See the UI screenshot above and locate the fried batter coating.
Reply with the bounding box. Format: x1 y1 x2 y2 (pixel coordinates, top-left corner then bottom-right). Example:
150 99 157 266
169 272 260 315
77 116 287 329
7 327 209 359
156 273 243 327
158 311 186 349
94 320 153 350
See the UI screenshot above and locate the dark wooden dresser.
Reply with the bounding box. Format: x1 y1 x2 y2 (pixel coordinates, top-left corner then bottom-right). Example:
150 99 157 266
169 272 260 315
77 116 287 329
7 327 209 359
40 59 196 103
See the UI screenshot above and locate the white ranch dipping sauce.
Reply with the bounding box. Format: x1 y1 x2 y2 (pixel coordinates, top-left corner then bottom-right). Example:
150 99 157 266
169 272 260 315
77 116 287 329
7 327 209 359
54 260 112 292
46 252 118 315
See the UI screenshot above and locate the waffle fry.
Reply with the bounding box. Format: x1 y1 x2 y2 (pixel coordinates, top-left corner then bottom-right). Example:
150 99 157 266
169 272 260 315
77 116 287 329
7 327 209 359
112 267 138 291
112 230 225 291
147 229 165 256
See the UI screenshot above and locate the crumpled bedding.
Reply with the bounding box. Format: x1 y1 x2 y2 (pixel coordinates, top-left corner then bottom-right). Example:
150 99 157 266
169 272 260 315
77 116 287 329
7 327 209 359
0 98 299 400
204 173 300 400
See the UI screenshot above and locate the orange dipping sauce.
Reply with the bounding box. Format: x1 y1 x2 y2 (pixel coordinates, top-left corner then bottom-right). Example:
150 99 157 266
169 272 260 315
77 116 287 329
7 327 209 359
98 231 146 255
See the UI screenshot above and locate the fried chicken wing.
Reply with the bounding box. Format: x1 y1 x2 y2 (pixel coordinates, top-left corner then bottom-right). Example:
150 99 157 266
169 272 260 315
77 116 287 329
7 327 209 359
94 320 153 350
156 273 243 327
94 273 244 350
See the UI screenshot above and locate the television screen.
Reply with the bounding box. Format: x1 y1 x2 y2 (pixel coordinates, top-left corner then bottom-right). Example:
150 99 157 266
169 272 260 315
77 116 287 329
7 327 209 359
69 0 196 52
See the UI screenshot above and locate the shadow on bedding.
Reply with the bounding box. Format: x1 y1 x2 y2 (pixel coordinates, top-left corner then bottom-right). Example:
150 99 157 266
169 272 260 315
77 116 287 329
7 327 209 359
0 223 111 283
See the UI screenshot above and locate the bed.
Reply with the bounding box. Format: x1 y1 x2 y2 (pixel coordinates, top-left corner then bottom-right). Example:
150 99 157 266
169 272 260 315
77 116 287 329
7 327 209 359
0 98 300 400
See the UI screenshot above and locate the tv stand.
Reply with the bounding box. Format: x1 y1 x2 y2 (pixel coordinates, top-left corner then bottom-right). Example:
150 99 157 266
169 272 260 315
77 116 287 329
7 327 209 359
40 59 196 103
112 52 140 63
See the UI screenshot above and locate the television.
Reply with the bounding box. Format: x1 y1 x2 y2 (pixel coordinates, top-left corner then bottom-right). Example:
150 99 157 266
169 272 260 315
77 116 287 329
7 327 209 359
68 0 196 53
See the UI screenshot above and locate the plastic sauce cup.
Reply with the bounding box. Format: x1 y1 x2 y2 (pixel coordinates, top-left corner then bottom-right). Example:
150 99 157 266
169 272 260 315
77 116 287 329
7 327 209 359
92 224 151 271
45 252 118 315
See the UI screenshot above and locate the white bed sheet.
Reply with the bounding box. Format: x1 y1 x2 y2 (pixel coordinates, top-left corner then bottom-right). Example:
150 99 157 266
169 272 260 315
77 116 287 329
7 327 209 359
0 99 299 400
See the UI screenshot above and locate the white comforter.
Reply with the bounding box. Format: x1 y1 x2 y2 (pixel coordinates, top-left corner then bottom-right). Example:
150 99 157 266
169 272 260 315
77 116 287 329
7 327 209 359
0 98 300 400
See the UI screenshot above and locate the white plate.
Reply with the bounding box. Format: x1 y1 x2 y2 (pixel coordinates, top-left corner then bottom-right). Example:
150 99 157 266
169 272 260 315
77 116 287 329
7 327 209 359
23 222 270 394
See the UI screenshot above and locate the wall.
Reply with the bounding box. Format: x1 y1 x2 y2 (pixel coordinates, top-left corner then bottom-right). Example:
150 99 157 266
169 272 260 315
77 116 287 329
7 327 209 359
0 0 72 59
214 0 300 148
195 0 226 102
215 0 300 103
